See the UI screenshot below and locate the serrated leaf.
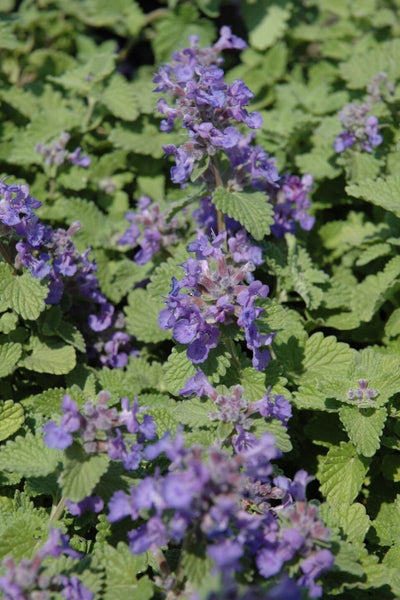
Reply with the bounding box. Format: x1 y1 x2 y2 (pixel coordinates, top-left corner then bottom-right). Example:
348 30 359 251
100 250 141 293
244 2 290 50
321 502 370 545
0 431 62 477
0 400 24 441
163 347 196 396
385 308 400 339
212 187 274 240
301 332 355 382
355 243 392 267
0 264 48 320
0 312 18 334
340 39 400 89
101 542 151 600
347 176 400 218
339 406 387 457
109 120 174 159
61 443 109 502
22 387 67 416
21 337 76 375
241 367 267 402
100 74 139 121
0 342 22 378
173 397 214 428
317 442 370 508
48 52 115 93
373 496 400 546
125 289 171 343
0 513 48 561
152 4 215 63
252 417 292 452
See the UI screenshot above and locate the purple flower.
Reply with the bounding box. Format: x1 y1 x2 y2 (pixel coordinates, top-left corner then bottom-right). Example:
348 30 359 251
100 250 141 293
334 101 383 154
298 550 334 598
66 495 104 516
69 147 91 167
207 540 243 573
43 421 73 450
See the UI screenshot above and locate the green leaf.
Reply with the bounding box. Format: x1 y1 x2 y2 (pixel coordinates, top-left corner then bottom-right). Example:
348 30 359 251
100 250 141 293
347 176 400 218
181 546 213 585
100 74 140 121
240 367 267 402
0 264 48 320
373 496 400 546
0 513 48 561
339 406 387 457
0 432 62 477
101 542 152 600
355 243 392 267
285 234 328 310
321 502 370 545
109 120 175 159
172 397 214 428
385 308 400 339
21 337 76 375
48 52 115 93
340 39 400 89
252 418 292 452
244 2 290 50
0 342 22 378
0 400 24 441
0 312 18 334
152 4 215 63
212 187 274 240
301 332 355 382
61 443 109 502
163 346 196 396
317 442 370 508
125 289 171 343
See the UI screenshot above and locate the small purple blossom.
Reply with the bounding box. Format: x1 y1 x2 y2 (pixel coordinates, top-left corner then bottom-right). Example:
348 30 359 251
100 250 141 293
117 196 181 264
159 233 273 370
347 379 378 404
334 102 383 154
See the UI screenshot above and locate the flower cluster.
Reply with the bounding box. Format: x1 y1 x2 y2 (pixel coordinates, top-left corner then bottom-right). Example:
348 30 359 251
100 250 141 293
159 232 273 370
0 528 93 600
43 391 156 471
108 430 333 597
270 174 315 238
118 195 181 265
0 178 115 333
334 102 382 153
180 370 291 436
347 379 378 405
35 132 90 167
154 27 262 185
155 29 315 238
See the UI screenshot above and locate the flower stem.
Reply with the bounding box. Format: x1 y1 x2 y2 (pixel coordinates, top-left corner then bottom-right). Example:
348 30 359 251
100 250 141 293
210 158 225 234
49 496 66 524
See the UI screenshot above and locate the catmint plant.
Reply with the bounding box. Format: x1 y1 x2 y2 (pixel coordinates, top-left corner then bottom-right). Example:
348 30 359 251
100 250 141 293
154 27 315 238
43 391 156 470
0 529 92 600
118 195 182 265
158 232 273 370
108 429 333 597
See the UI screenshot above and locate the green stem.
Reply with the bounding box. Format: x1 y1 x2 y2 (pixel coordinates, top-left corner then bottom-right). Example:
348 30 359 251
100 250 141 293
210 158 225 234
84 97 97 129
49 495 66 524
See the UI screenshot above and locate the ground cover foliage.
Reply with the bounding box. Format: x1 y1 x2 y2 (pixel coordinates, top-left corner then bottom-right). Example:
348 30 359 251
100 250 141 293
1 0 400 598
